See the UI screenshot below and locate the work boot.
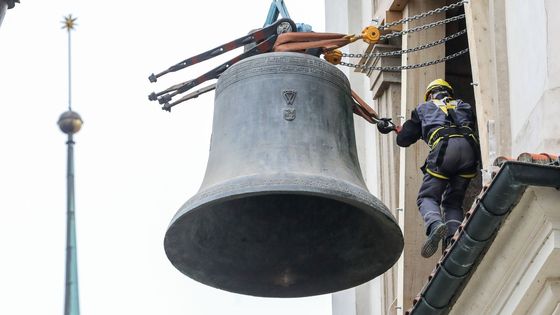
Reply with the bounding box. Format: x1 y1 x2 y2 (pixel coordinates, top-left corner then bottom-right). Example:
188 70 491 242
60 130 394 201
421 222 447 258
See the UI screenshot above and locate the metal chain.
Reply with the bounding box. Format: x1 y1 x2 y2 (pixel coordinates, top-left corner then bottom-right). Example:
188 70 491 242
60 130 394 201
336 1 469 72
378 0 467 31
342 29 466 59
380 14 465 40
339 48 469 72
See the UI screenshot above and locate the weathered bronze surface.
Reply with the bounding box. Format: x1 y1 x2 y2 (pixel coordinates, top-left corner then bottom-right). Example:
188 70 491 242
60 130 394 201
164 52 403 297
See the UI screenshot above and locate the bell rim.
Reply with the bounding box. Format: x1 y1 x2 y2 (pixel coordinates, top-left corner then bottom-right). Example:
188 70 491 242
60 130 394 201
164 174 403 297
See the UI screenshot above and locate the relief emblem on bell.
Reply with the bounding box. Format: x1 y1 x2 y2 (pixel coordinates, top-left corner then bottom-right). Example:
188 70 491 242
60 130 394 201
282 89 297 105
164 52 404 298
283 108 296 121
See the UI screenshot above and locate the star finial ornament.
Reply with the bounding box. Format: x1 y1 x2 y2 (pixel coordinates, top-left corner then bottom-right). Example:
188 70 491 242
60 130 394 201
61 14 77 31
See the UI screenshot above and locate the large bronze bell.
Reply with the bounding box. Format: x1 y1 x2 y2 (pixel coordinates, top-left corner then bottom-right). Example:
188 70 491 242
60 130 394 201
164 52 403 297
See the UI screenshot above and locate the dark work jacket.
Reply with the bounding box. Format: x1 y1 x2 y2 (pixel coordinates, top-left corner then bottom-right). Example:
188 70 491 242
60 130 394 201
396 98 475 147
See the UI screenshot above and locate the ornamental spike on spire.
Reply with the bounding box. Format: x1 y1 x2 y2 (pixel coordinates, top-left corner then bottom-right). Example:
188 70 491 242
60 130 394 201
62 14 77 31
61 14 77 111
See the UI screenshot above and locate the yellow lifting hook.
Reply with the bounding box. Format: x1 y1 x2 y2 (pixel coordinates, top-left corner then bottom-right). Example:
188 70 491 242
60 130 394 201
324 49 343 65
361 25 381 44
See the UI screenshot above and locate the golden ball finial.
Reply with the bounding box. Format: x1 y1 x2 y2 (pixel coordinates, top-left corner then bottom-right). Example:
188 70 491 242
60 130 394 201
61 14 77 31
58 110 83 135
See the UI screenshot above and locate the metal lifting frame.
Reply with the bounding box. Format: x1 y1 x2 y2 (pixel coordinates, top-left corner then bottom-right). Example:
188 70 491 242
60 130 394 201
264 0 291 26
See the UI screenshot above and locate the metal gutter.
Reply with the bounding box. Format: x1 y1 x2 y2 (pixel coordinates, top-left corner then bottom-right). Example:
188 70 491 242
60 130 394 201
407 161 560 315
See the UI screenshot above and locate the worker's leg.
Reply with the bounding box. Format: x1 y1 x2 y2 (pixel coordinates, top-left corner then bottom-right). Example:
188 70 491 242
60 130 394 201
441 176 471 241
439 138 476 244
417 172 450 258
417 173 448 235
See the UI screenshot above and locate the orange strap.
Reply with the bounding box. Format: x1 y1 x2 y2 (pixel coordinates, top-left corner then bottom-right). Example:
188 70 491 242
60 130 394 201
273 32 355 52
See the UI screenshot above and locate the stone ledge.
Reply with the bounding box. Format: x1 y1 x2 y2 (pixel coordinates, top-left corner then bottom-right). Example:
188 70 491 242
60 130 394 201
362 44 401 99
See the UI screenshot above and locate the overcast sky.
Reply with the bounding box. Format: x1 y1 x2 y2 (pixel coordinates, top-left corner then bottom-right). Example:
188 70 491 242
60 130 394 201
0 1 333 314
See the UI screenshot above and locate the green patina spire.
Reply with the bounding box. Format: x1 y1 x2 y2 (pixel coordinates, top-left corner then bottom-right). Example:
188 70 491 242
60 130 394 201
58 14 82 315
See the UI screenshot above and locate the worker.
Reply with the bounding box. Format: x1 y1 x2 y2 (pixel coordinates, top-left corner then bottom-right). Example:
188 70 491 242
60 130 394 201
377 79 479 258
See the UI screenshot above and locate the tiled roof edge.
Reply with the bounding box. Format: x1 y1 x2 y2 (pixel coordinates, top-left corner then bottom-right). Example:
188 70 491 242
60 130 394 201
407 161 560 315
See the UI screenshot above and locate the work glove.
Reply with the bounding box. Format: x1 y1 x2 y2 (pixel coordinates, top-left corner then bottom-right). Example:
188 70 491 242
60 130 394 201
377 118 397 134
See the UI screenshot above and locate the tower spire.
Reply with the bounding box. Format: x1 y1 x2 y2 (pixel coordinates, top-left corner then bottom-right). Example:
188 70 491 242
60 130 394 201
58 14 82 315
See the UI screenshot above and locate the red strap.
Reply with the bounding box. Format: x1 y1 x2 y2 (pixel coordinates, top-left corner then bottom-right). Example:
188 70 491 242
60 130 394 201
351 90 379 123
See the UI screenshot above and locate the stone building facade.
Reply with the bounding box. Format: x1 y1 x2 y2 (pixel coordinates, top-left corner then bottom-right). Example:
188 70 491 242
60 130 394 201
325 0 560 314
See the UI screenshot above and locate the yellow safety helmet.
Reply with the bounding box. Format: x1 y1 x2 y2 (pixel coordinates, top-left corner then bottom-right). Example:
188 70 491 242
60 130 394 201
424 79 453 101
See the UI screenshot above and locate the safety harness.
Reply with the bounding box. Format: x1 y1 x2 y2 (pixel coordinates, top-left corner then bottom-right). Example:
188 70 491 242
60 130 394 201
423 98 480 180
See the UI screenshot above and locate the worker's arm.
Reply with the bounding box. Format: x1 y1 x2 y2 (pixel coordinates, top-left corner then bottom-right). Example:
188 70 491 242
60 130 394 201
464 101 478 131
457 100 478 130
396 110 422 147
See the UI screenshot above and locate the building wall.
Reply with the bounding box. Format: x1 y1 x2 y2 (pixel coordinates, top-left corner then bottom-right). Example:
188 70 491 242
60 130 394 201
327 0 449 314
325 1 383 315
465 0 511 167
327 0 560 314
466 0 560 163
442 0 560 313
398 2 446 312
506 0 560 155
